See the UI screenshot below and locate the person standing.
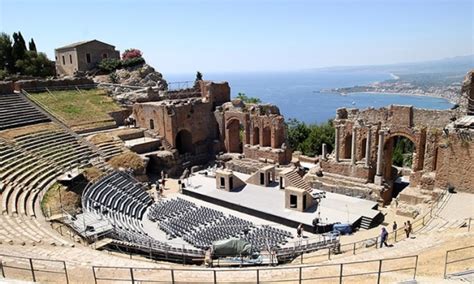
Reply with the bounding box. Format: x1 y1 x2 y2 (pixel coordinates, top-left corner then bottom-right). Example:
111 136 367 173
392 221 398 232
380 227 389 248
404 221 410 238
407 220 412 238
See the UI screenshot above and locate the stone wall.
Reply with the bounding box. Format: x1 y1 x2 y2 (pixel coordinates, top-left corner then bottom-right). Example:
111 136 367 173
460 70 474 115
342 105 455 129
216 100 290 164
108 108 133 126
243 145 292 165
435 131 474 193
132 98 217 155
200 81 231 107
0 81 14 94
320 160 374 182
15 77 95 92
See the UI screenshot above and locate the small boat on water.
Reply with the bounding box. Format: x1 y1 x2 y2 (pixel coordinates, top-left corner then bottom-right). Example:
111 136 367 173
351 101 356 105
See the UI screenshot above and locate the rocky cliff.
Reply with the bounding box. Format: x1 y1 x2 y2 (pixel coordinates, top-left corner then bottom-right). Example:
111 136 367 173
461 70 474 115
95 63 168 104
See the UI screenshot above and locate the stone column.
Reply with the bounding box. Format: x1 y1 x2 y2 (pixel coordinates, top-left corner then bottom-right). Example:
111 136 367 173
375 130 385 185
351 127 357 165
334 127 340 162
365 128 371 167
322 143 327 160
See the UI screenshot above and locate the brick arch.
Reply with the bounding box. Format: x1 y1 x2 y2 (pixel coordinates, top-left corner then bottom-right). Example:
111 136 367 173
262 126 271 147
383 128 425 180
175 128 193 154
252 127 260 145
225 118 244 153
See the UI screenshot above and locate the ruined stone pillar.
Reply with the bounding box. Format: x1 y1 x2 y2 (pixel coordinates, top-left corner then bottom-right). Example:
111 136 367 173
365 128 371 167
351 127 357 165
335 127 340 162
322 143 327 160
375 130 385 185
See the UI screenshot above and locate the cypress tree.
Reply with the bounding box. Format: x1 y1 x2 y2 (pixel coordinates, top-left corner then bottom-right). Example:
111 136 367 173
12 32 26 62
28 38 37 53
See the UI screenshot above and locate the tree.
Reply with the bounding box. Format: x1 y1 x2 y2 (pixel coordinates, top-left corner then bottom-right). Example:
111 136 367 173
28 38 37 53
287 118 310 150
15 51 55 77
236 92 261 104
287 118 335 156
195 71 203 81
12 32 27 63
0 33 14 73
194 71 203 89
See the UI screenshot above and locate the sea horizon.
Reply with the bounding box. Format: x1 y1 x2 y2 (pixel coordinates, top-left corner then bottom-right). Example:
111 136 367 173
165 69 453 124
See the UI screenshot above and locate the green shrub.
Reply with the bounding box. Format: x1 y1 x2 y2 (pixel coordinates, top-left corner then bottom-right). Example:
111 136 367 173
121 57 145 68
98 58 121 73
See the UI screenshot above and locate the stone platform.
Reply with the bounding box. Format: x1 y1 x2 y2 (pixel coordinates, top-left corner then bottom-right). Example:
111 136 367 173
183 171 382 232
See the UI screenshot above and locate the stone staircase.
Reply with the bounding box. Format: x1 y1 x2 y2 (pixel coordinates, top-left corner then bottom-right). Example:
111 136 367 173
282 169 311 191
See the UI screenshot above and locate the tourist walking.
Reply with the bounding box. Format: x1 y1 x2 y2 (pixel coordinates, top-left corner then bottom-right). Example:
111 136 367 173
380 227 389 248
297 224 303 238
392 221 398 232
404 221 413 238
312 217 319 233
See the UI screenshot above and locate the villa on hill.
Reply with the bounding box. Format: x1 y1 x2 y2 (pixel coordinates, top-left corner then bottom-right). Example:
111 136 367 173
55 39 120 76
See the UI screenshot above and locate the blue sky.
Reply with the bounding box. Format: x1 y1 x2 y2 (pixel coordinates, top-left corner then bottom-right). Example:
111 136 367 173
0 0 472 74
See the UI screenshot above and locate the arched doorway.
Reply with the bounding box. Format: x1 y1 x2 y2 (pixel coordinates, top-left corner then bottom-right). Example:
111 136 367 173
343 134 352 159
226 119 243 153
383 135 416 198
176 129 193 154
262 126 271 147
252 127 260 145
360 138 367 161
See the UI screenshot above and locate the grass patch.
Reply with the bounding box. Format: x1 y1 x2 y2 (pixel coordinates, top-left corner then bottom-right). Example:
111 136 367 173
108 152 145 173
27 88 123 131
41 183 81 216
82 166 105 181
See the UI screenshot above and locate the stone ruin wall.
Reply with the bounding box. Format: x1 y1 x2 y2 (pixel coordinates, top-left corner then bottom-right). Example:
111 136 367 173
435 132 474 193
460 70 474 115
217 101 291 164
0 81 14 94
14 77 95 92
133 99 216 154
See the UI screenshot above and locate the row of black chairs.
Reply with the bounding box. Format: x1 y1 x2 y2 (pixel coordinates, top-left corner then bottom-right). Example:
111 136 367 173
149 197 295 251
148 197 197 222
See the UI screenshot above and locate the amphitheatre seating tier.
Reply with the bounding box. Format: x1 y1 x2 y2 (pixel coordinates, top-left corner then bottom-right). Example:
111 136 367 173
0 93 50 130
0 125 101 248
93 139 127 160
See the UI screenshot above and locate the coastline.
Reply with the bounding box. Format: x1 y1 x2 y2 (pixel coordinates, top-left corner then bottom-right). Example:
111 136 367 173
346 91 456 105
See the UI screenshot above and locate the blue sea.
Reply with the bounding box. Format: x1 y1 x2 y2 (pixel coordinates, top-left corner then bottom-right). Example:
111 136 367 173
165 70 453 124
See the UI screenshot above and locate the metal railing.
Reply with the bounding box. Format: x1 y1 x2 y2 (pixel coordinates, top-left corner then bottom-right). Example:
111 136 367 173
91 255 418 284
443 245 474 279
0 254 69 283
294 188 452 263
